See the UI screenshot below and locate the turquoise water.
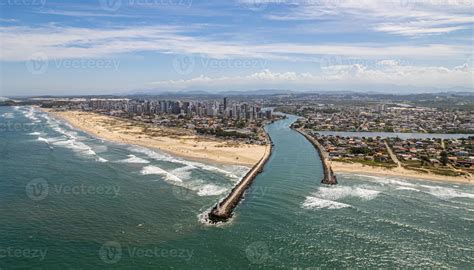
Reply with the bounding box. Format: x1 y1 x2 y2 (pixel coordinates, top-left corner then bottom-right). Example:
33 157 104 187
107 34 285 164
0 106 473 269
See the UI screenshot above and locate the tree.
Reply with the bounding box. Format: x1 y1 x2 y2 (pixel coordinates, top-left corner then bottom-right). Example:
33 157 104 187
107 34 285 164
420 156 430 166
440 151 449 166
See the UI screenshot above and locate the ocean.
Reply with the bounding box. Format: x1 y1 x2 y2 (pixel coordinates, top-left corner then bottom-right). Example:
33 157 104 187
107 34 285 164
0 106 473 268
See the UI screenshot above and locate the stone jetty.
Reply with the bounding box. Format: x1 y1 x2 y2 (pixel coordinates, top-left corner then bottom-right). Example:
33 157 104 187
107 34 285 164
207 131 273 223
295 129 338 185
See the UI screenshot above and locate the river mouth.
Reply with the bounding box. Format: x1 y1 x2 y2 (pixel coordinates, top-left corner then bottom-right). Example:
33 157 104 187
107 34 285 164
2 107 474 268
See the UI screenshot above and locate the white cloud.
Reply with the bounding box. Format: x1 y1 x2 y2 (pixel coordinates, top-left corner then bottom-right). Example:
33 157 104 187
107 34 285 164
149 62 474 90
259 0 474 36
0 25 470 62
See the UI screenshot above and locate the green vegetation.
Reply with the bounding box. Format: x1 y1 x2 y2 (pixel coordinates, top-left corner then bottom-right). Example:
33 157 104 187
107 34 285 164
337 158 398 169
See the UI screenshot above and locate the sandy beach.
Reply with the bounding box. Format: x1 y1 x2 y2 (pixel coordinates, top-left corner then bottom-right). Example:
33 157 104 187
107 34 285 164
45 109 268 166
332 161 473 184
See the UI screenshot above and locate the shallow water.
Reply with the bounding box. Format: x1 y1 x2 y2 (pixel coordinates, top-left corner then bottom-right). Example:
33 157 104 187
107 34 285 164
0 107 472 268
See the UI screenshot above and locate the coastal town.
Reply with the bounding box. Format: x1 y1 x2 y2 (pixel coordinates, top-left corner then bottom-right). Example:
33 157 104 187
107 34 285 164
294 121 473 179
3 92 473 181
287 102 473 134
39 97 275 145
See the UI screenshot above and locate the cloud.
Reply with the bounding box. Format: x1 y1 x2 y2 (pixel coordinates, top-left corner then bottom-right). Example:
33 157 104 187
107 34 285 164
149 62 474 90
259 0 474 36
0 25 470 62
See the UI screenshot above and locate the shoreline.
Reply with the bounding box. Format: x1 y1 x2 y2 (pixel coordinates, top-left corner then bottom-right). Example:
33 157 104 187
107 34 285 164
43 109 268 167
294 128 337 185
332 161 473 184
208 130 273 223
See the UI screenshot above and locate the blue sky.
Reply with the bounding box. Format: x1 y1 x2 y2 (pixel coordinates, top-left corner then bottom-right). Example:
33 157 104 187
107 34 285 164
0 0 473 96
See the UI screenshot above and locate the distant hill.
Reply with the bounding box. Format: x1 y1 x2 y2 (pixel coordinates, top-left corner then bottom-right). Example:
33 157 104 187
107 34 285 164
128 89 296 96
125 86 474 97
217 89 295 96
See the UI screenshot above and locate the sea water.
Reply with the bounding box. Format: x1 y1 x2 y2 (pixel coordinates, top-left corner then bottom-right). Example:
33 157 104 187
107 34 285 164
0 107 472 268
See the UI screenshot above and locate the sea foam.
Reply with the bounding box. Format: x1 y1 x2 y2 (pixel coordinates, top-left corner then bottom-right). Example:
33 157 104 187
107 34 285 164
315 186 381 201
36 110 108 162
141 165 184 183
129 145 248 179
302 197 351 210
421 186 474 200
116 155 150 164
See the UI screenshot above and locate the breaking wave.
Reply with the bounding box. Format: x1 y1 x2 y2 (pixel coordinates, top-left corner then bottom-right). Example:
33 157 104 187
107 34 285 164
129 145 248 179
396 187 420 192
140 165 228 197
197 184 227 196
315 186 381 201
421 185 474 200
141 165 184 183
116 155 150 164
32 109 108 162
302 185 380 210
302 197 351 209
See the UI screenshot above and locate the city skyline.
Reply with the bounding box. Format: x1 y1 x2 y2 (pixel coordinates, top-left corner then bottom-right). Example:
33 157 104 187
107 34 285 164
1 0 473 96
